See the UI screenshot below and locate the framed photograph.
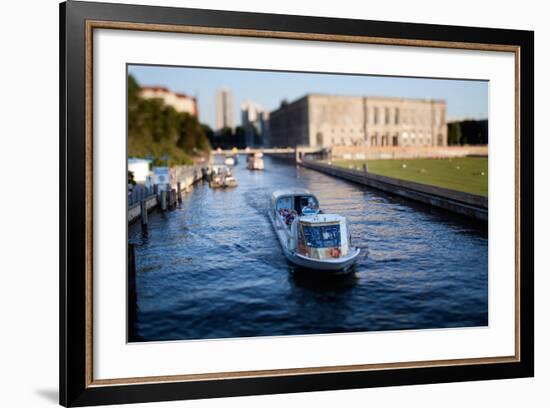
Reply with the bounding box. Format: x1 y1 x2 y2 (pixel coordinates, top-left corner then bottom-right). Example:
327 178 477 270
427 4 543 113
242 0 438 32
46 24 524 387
60 1 534 406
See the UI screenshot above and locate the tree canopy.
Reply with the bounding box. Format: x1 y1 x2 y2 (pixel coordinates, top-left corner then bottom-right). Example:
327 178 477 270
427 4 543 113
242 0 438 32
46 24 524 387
127 75 211 166
447 119 488 146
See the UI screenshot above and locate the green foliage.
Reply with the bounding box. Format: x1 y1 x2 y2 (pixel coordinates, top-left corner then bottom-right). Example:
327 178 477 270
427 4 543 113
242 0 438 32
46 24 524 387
127 75 211 165
207 126 247 149
447 122 462 145
234 126 246 147
447 120 488 146
459 120 488 145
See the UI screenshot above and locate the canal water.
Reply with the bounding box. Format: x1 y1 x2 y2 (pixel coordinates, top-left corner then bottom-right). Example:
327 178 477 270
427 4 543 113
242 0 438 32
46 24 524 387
128 156 488 342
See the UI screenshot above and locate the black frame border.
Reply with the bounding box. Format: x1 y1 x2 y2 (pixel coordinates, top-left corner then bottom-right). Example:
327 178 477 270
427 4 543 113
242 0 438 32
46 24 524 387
60 1 534 406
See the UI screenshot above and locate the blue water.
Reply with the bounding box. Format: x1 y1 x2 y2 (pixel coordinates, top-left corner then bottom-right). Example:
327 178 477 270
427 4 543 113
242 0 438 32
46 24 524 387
128 156 488 342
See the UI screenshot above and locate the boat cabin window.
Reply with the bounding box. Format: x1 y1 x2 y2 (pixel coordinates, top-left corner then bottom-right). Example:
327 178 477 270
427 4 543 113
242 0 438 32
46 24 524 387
295 196 319 215
276 196 293 211
295 196 308 214
299 223 341 248
275 195 320 223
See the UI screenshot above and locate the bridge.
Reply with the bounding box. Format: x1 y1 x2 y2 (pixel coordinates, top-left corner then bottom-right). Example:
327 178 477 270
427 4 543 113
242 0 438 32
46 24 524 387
212 147 325 155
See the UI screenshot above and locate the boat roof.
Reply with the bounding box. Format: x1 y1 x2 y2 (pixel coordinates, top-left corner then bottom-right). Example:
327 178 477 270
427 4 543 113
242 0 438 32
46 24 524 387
272 188 314 200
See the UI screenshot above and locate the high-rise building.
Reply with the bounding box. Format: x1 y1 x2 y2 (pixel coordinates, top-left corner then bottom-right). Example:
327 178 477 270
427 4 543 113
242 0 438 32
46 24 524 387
240 101 270 147
269 94 447 148
216 88 234 130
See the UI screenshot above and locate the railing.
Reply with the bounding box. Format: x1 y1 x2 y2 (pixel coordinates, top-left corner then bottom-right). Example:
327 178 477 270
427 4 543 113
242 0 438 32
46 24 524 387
128 185 155 207
128 165 206 225
212 147 325 155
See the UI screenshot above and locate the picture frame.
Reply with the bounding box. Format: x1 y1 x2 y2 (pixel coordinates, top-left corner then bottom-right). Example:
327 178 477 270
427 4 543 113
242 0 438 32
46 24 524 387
60 0 534 406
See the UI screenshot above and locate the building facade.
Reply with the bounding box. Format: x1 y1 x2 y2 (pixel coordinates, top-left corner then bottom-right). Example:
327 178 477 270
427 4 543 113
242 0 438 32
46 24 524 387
240 101 270 147
216 88 234 130
140 86 198 116
269 94 447 148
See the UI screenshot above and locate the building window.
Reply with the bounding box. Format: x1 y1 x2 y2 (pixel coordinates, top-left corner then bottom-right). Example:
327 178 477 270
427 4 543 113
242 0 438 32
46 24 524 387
395 108 400 125
374 107 379 125
316 132 323 147
385 108 390 125
371 135 378 146
392 134 399 146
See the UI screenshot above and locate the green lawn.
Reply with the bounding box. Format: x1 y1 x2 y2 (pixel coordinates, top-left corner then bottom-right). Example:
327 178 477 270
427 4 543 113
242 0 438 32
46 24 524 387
333 157 488 196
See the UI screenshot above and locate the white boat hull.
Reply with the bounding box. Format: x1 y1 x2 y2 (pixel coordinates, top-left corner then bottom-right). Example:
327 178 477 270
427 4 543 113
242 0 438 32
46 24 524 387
269 212 359 273
247 160 264 170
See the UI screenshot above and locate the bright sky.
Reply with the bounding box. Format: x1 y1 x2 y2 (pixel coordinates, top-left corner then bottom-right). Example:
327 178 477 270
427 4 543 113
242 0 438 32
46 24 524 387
128 64 489 129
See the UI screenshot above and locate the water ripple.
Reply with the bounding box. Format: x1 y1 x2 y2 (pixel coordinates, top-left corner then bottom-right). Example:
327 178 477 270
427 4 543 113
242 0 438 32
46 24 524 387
129 156 488 342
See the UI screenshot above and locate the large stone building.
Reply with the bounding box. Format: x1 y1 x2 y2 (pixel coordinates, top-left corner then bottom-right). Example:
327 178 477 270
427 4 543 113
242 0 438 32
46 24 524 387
140 86 198 116
216 88 234 130
269 94 447 148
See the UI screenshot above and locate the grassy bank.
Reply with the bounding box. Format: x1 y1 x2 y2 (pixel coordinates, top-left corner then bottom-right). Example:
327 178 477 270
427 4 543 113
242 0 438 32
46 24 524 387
333 157 488 196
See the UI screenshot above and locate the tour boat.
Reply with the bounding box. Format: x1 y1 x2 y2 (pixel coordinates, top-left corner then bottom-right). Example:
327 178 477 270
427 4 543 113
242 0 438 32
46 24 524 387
224 156 235 166
247 152 265 170
269 189 360 272
224 174 238 188
210 165 238 189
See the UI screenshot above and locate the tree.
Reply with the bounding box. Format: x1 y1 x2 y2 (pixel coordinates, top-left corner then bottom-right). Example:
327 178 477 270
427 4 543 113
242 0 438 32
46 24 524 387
177 113 210 153
447 122 462 145
127 74 211 165
447 120 487 146
202 123 214 141
216 127 234 149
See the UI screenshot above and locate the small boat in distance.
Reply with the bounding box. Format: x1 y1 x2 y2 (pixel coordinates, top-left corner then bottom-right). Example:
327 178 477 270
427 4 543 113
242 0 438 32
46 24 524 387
247 152 265 170
224 174 238 188
269 189 360 272
210 165 238 189
224 155 235 166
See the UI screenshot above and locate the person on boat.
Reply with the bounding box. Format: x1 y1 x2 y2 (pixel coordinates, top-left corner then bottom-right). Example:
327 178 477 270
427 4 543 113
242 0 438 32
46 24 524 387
301 198 320 215
278 208 297 225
